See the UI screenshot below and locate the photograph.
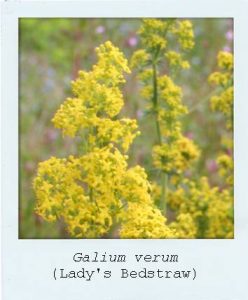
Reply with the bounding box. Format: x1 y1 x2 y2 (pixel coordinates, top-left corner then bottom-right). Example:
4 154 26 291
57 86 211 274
19 18 234 239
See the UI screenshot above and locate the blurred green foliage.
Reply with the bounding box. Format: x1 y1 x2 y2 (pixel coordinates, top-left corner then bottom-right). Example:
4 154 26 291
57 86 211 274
19 18 233 238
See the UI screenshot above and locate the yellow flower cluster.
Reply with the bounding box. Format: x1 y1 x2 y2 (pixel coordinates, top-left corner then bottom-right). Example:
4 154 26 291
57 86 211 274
120 203 176 238
152 136 200 175
158 75 186 113
132 19 199 176
137 19 194 52
52 41 139 152
217 51 233 70
165 51 190 69
156 75 190 140
162 50 233 239
210 87 233 117
208 51 233 129
132 19 193 72
209 51 234 188
130 49 150 69
169 213 197 239
208 72 232 86
173 20 195 50
217 154 234 186
133 19 233 239
137 19 171 51
167 177 233 238
34 41 174 238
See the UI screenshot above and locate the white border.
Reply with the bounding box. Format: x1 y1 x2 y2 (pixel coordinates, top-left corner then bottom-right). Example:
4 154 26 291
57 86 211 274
1 1 248 299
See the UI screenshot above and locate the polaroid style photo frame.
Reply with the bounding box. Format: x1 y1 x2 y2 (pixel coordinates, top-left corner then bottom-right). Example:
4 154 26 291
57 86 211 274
1 0 248 299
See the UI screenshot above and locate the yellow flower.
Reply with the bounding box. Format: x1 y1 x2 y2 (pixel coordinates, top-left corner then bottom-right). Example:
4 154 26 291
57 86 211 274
34 41 176 239
168 177 233 238
120 203 176 239
169 213 197 238
152 136 200 174
130 49 150 68
210 86 233 117
208 50 233 191
138 19 170 51
173 20 195 50
217 51 233 71
217 154 233 185
165 51 190 69
52 41 139 151
208 51 233 129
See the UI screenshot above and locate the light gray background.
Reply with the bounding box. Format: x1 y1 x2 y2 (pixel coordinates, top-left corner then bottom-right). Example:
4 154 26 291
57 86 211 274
1 1 248 299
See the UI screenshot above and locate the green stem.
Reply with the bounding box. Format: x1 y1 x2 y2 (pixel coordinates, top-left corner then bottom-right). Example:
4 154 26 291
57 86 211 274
152 62 162 145
107 218 118 238
152 58 168 216
161 172 168 214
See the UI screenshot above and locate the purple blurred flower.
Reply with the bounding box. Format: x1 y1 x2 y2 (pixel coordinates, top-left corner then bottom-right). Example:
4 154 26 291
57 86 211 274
227 148 233 156
136 109 144 120
45 128 59 143
206 159 218 173
95 25 105 34
225 30 233 41
185 132 194 140
223 45 231 52
127 36 138 47
25 161 35 173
